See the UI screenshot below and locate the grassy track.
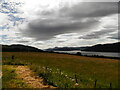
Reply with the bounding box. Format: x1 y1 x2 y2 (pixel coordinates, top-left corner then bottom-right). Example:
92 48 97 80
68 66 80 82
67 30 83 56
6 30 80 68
2 65 29 88
2 52 119 88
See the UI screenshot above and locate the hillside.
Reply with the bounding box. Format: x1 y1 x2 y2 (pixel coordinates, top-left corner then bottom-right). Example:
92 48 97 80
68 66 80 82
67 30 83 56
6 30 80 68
82 42 120 52
45 47 87 51
45 42 120 52
1 44 43 52
1 42 120 52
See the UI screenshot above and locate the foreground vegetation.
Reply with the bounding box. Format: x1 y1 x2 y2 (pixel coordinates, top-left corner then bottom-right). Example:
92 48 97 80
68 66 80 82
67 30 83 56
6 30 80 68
2 52 119 88
2 65 29 88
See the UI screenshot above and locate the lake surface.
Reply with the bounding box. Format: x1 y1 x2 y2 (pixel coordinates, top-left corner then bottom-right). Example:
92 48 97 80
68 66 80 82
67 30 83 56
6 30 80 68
54 50 120 58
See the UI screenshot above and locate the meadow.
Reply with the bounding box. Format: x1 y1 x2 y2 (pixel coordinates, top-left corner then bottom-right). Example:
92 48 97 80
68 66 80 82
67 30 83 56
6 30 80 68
2 52 119 88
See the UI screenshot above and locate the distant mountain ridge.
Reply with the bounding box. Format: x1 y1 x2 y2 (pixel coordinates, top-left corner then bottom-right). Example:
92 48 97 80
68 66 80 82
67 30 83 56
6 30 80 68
45 47 88 51
1 42 119 52
45 42 120 53
1 44 43 52
82 42 120 52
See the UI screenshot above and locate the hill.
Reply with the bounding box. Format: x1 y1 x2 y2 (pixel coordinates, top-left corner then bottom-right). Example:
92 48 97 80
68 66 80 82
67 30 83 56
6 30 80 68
1 44 43 52
82 42 120 52
45 47 87 51
1 42 119 52
45 42 120 53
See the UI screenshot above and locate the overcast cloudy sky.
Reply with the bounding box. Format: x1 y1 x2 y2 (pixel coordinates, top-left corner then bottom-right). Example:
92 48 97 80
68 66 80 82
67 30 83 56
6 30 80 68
0 0 119 49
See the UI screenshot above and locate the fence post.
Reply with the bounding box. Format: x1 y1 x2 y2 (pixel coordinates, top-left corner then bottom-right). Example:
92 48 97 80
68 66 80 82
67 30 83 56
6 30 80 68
94 80 97 88
59 69 61 75
12 55 14 60
64 83 68 88
45 66 48 73
75 74 78 83
110 83 112 88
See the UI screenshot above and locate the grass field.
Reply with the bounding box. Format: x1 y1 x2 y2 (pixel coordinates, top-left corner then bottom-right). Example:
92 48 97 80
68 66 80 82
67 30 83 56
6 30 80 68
2 52 119 88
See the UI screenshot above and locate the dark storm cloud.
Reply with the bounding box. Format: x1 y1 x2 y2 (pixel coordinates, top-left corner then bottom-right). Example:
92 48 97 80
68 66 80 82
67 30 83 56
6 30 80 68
59 2 118 19
22 18 100 40
79 28 117 39
20 2 118 41
17 40 29 43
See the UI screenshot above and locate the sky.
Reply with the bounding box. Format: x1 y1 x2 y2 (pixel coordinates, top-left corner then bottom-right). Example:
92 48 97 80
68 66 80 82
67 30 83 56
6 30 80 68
0 0 119 49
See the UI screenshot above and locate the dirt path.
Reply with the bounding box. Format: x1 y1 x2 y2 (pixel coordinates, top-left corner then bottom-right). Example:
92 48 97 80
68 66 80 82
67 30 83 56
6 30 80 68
15 66 56 88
